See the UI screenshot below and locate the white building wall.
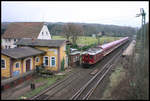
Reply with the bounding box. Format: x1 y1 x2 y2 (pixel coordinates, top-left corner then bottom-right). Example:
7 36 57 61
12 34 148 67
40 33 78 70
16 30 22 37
2 25 51 49
37 25 52 40
2 38 18 49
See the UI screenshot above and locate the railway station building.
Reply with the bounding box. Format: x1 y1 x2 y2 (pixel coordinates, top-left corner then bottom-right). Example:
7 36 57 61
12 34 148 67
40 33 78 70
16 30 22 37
1 39 68 78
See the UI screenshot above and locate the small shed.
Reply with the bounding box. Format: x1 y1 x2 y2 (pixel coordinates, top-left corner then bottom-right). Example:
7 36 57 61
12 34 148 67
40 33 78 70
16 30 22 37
69 48 80 67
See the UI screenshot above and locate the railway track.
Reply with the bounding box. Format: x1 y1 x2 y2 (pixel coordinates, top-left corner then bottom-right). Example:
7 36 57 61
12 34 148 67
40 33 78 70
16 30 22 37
30 41 130 100
30 68 89 100
70 49 122 100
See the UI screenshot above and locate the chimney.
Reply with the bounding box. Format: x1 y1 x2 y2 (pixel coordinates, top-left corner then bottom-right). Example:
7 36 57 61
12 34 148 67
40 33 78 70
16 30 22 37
32 38 35 45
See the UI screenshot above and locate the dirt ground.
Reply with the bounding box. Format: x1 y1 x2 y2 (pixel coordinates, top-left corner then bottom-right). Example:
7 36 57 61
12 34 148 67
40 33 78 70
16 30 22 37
1 75 48 100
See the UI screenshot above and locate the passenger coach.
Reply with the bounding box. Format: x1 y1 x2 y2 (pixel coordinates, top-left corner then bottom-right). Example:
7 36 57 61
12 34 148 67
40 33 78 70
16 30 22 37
82 37 129 67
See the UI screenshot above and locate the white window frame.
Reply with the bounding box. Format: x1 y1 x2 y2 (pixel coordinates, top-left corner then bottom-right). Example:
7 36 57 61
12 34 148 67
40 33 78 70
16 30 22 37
15 62 20 68
35 57 40 63
1 58 6 69
43 56 49 66
50 56 56 67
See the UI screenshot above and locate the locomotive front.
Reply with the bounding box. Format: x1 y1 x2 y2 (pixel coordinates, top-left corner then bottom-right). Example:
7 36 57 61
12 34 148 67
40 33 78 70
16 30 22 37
81 46 104 67
82 53 94 65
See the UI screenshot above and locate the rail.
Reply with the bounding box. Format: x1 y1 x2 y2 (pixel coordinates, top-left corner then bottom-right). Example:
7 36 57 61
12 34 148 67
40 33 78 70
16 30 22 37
70 49 122 100
30 68 84 100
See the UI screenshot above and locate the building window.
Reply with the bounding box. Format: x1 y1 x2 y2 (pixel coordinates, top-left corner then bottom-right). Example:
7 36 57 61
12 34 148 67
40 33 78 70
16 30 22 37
50 57 56 67
15 62 20 68
14 39 16 42
42 32 44 35
36 57 39 63
73 56 76 62
43 56 49 66
5 45 7 49
8 39 11 42
1 59 6 69
8 46 11 48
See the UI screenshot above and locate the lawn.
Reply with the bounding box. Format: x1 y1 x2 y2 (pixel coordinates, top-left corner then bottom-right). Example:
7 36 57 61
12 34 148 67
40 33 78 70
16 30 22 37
52 35 122 46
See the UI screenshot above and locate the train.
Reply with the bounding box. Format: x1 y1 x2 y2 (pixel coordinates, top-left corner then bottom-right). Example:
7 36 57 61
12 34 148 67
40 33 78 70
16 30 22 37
81 37 129 67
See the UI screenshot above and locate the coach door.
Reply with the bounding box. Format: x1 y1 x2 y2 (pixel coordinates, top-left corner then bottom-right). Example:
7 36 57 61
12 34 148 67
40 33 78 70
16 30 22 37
26 59 31 72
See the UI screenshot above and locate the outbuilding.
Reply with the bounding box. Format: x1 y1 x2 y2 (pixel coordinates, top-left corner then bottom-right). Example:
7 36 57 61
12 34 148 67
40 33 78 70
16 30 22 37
69 48 80 67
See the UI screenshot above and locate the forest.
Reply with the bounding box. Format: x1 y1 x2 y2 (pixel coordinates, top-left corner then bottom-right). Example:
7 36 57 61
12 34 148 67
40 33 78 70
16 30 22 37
1 22 137 37
47 22 137 37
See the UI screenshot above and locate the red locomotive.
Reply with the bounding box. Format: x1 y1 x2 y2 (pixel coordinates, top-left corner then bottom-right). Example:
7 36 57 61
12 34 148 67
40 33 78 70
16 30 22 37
81 37 129 66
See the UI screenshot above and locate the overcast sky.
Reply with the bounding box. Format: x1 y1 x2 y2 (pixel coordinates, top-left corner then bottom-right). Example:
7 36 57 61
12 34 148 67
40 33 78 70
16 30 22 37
1 1 149 28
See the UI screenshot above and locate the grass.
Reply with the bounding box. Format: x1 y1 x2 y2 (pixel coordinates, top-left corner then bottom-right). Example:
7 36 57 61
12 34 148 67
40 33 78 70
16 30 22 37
52 35 122 45
102 64 126 99
19 75 66 99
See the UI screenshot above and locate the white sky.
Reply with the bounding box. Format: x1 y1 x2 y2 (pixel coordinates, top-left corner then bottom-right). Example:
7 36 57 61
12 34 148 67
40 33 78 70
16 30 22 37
1 1 149 28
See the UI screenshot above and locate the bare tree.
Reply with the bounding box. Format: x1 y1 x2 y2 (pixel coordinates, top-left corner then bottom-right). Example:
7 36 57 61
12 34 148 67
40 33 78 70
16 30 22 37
62 23 71 41
62 23 83 45
71 24 83 45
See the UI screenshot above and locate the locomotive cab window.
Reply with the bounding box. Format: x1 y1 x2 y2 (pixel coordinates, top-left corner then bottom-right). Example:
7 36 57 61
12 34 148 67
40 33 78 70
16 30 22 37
89 55 93 59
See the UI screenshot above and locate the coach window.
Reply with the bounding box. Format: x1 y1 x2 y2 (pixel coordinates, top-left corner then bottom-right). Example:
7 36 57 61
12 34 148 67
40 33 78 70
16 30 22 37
1 59 6 69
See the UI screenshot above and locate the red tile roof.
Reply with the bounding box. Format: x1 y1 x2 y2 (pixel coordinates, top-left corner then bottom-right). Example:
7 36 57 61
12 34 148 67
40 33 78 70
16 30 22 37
2 22 44 39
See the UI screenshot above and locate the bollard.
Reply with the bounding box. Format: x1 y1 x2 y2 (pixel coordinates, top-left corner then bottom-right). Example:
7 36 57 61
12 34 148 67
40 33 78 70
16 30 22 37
30 83 35 90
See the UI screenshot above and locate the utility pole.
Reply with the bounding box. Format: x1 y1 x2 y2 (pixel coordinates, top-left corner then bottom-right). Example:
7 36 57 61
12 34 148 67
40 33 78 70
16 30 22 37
136 8 146 65
136 8 146 46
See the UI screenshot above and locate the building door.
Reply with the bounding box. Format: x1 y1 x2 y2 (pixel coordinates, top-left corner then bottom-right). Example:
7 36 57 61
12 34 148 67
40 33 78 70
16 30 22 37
26 59 31 72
